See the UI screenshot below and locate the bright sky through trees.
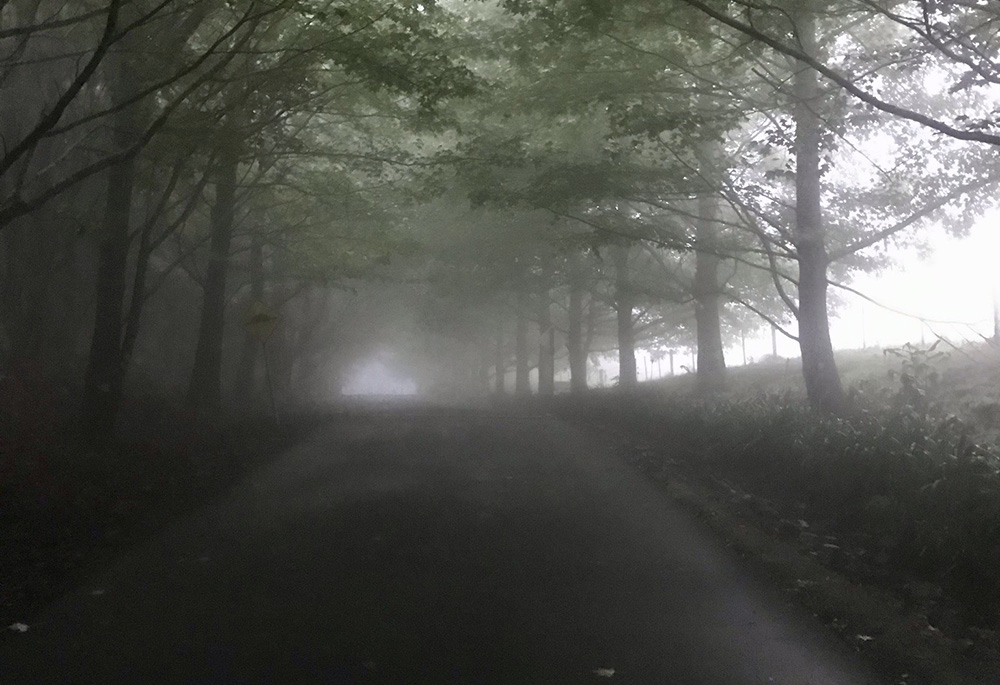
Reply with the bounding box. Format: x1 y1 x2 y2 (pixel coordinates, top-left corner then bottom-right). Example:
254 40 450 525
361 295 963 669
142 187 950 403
836 219 1000 349
736 216 1000 365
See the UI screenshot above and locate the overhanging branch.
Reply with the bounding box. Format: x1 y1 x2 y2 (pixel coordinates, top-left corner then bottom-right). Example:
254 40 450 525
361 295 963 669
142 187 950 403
676 0 1000 146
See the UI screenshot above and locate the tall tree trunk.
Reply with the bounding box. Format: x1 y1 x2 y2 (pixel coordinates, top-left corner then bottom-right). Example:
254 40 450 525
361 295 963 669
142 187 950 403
187 147 238 415
537 291 554 396
793 4 844 413
694 194 726 394
232 234 264 404
584 292 597 362
612 245 637 389
515 287 530 395
479 348 490 395
1 221 49 362
121 157 203 369
494 309 506 395
81 124 136 439
79 6 211 437
567 258 587 394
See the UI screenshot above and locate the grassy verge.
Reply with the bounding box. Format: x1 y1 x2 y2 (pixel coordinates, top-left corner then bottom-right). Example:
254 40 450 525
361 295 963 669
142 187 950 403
554 343 1000 684
0 396 321 637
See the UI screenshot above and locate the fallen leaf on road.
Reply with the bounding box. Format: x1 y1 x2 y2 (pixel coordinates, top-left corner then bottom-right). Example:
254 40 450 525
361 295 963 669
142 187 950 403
8 623 29 633
856 634 874 642
593 667 615 677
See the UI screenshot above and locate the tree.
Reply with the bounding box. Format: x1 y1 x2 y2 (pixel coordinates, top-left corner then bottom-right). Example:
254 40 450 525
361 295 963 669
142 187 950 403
81 0 239 437
0 0 262 229
675 0 1000 147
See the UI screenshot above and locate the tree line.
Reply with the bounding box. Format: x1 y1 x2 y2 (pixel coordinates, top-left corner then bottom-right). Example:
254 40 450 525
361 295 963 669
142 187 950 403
2 0 999 439
406 0 1000 410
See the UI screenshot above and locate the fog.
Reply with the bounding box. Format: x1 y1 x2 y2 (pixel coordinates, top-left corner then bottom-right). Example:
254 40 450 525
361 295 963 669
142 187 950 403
8 3 1000 681
342 360 418 397
2 0 999 424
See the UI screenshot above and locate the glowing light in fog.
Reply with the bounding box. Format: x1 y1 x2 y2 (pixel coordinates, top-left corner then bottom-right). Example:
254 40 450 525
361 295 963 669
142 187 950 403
342 360 417 396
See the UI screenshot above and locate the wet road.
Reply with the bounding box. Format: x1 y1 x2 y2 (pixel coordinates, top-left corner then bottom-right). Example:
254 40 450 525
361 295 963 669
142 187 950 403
1 409 879 683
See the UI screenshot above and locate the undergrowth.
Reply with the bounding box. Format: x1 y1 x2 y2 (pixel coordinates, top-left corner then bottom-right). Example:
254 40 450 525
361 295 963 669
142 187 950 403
0 375 318 632
558 343 1000 627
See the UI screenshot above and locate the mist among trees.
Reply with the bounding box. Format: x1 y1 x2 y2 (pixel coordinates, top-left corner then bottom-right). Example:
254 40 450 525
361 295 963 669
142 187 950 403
3 0 1000 433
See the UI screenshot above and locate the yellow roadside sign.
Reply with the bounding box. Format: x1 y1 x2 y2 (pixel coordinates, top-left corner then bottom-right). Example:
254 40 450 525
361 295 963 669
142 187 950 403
245 301 278 341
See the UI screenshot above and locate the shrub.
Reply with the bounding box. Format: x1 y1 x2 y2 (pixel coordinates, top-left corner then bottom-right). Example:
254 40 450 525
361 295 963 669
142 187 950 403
557 382 1000 623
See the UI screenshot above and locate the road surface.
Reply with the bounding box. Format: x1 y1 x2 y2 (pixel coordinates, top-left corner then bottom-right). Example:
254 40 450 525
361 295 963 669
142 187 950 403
1 408 880 683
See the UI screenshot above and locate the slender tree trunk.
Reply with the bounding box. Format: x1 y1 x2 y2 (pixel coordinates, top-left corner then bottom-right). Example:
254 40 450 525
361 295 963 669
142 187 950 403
515 287 530 395
78 8 212 437
567 259 587 394
119 223 153 370
793 4 844 413
187 147 238 415
494 311 506 395
81 126 136 439
612 245 637 389
992 286 999 343
537 291 554 396
584 293 597 361
121 158 206 368
479 348 490 395
694 194 726 393
233 234 264 403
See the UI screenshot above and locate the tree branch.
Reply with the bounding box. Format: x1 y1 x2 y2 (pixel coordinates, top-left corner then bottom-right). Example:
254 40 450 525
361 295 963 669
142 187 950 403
676 0 1000 146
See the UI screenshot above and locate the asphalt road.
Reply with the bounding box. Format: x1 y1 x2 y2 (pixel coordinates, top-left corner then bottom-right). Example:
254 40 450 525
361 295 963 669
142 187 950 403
1 408 880 684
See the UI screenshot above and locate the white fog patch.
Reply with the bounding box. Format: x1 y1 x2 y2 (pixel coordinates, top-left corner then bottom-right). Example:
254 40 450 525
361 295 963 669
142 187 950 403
342 360 418 396
731 216 1000 364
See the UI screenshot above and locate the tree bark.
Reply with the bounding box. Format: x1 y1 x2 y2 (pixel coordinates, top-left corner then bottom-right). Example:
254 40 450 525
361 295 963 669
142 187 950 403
612 245 637 389
187 147 238 415
567 257 587 394
793 3 845 413
693 194 727 394
515 286 530 395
